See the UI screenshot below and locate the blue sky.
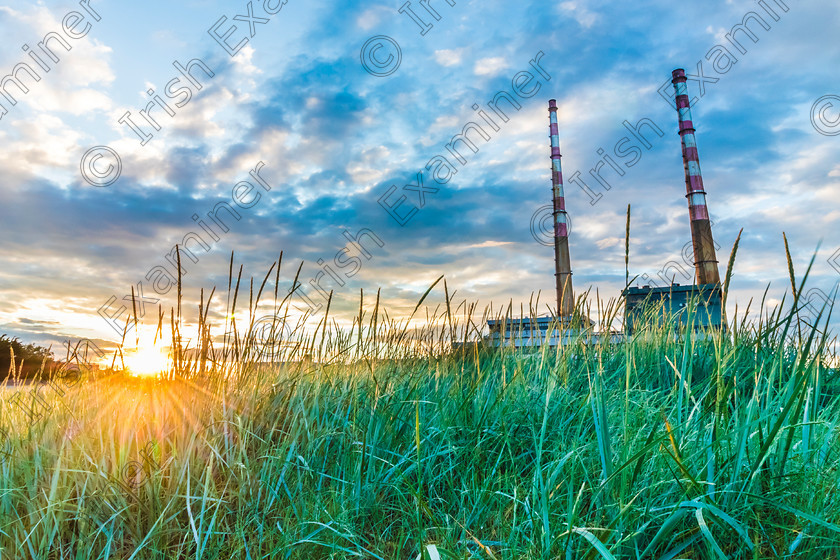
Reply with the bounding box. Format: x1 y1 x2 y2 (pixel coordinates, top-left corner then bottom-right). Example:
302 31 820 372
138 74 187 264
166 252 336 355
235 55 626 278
0 0 838 351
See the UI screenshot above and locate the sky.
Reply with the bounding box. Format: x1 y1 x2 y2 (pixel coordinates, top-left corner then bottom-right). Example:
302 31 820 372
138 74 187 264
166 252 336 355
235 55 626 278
0 0 838 353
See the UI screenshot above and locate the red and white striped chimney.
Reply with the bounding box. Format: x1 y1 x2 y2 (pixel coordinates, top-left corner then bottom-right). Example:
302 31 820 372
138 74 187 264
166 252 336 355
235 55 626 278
671 69 721 286
548 99 574 317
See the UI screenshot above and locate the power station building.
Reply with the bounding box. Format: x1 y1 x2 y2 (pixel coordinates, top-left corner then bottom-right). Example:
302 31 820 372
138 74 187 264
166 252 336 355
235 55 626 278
488 67 725 347
487 99 593 348
622 68 724 334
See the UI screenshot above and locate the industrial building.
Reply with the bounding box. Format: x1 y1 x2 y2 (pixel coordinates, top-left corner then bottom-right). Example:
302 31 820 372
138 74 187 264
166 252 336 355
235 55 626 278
488 67 725 347
486 316 599 348
487 98 594 348
623 283 722 334
621 68 724 334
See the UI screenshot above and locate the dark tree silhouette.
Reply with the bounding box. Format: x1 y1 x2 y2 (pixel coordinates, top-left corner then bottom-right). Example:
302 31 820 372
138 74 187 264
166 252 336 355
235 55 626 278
0 335 53 379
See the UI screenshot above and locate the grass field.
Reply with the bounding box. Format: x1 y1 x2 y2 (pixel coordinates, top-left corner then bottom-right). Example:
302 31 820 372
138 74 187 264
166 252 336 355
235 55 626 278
1 254 839 559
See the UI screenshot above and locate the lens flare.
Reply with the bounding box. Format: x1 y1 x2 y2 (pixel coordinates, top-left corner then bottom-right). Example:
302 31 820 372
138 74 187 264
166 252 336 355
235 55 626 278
123 336 170 378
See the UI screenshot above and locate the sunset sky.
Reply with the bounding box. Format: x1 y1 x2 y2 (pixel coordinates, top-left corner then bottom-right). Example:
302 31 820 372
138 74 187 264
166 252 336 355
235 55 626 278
1 0 838 352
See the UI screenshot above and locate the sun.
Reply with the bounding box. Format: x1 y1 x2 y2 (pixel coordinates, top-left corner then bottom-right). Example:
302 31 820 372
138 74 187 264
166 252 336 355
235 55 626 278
123 342 170 378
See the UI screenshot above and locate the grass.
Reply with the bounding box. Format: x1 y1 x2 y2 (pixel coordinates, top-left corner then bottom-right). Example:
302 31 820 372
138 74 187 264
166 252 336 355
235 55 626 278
1 251 839 559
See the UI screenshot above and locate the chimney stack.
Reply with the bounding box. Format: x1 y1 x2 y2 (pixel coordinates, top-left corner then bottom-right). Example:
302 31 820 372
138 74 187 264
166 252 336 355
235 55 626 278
671 69 720 286
548 99 574 317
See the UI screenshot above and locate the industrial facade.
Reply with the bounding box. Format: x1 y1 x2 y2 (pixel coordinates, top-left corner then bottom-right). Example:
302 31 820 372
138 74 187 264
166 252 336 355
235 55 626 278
621 68 724 334
488 67 725 347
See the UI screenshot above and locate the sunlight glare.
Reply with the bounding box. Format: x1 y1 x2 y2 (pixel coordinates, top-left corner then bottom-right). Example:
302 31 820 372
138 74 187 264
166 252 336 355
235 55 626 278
123 334 170 378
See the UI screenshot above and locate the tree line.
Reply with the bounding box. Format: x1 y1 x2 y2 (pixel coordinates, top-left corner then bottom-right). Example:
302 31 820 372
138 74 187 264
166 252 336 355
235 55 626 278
0 335 53 380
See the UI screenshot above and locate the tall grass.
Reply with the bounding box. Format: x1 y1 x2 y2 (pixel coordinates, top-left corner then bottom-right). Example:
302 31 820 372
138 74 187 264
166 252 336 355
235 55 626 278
1 253 839 559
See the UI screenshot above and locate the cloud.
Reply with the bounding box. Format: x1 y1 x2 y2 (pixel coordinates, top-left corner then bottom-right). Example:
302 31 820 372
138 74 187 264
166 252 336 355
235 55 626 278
434 48 466 67
0 4 115 117
473 57 510 77
558 1 599 28
355 5 392 31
